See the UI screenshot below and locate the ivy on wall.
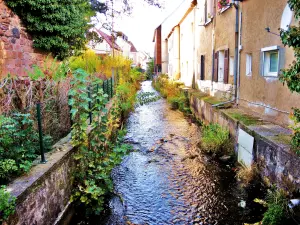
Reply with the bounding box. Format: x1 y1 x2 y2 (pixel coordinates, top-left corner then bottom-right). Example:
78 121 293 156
5 0 94 59
280 0 300 152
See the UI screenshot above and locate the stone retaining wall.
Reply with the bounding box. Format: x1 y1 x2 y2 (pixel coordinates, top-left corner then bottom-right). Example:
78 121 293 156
189 91 300 191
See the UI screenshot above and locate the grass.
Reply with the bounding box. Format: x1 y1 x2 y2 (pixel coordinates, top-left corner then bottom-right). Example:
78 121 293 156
236 164 259 187
200 123 233 155
227 112 264 126
270 134 293 145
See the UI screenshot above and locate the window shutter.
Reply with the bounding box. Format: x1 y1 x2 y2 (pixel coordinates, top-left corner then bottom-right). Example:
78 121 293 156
278 47 286 75
259 52 264 76
201 55 205 80
213 51 219 82
224 49 229 84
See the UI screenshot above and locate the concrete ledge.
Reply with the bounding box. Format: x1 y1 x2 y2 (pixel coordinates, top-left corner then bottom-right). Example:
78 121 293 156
188 90 300 190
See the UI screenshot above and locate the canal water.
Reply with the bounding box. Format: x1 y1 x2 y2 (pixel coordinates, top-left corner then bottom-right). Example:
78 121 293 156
71 81 265 225
105 81 264 225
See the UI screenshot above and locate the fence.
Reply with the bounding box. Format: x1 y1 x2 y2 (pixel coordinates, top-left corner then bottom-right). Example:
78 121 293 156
0 77 114 184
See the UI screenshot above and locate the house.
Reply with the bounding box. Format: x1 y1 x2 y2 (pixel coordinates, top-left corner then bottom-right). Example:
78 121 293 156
115 32 132 58
129 41 139 66
153 0 300 127
87 28 122 57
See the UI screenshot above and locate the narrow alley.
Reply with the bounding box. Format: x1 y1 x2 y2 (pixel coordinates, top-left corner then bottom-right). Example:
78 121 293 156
105 81 262 225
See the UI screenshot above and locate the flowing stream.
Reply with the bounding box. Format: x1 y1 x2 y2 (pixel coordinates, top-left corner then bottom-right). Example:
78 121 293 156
104 81 264 225
70 80 265 225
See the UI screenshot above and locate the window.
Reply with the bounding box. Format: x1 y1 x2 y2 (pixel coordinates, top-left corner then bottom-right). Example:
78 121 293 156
261 46 280 77
230 56 234 76
204 0 214 24
246 54 252 76
213 49 229 83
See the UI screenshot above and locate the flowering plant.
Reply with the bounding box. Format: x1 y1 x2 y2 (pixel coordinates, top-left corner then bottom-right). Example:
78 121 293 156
217 0 230 9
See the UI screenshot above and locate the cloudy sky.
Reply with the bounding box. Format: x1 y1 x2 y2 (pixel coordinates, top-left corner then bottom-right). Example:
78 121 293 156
95 0 184 55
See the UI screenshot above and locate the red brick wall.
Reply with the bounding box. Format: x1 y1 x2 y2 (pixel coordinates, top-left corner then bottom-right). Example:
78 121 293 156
154 25 162 66
0 0 47 78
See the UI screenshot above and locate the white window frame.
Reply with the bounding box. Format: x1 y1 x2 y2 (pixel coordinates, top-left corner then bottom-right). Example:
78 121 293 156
261 46 280 77
218 50 225 82
246 54 252 76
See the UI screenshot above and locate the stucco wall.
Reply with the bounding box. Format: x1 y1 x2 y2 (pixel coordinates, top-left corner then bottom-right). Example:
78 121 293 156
0 0 46 78
239 0 300 126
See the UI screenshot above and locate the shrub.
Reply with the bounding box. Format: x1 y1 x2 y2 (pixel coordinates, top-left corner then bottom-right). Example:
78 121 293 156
0 186 16 222
262 189 289 225
0 114 52 183
200 123 231 155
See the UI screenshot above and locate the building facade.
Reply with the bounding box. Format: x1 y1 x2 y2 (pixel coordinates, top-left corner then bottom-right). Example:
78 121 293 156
153 0 300 127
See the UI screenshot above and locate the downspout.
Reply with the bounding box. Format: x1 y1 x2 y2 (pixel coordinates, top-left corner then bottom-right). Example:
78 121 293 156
192 6 196 89
237 6 242 105
233 2 239 103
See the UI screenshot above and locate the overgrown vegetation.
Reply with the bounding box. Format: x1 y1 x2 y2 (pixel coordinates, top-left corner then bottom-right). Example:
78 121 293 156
0 114 52 184
279 0 300 153
200 123 232 156
146 58 154 80
68 57 144 215
5 0 93 59
262 189 289 225
236 164 259 187
0 186 16 223
153 74 191 114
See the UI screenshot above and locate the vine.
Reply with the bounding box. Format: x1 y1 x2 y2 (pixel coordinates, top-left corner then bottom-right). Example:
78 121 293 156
280 0 300 152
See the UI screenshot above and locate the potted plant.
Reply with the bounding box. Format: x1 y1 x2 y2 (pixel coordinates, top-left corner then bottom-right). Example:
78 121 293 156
217 0 230 10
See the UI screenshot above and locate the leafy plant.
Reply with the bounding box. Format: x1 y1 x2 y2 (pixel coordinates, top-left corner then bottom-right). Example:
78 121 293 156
262 189 289 225
68 64 139 215
200 123 232 155
0 113 52 183
5 0 93 59
0 186 16 222
279 0 300 152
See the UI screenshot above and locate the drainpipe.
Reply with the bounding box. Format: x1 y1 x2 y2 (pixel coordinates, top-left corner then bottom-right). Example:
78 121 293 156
233 1 240 104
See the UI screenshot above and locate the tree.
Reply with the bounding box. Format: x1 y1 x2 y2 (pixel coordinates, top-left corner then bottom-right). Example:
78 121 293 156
280 0 300 152
146 58 155 80
5 0 93 60
5 0 162 59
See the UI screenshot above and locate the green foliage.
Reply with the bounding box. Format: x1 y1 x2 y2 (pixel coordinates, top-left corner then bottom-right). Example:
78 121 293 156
262 189 289 225
0 186 16 222
5 0 94 59
153 74 190 114
68 66 138 215
200 123 232 155
136 92 161 106
0 113 52 183
279 0 300 151
146 58 155 80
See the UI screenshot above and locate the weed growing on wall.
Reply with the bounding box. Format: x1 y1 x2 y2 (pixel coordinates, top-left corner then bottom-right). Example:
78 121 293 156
200 123 232 156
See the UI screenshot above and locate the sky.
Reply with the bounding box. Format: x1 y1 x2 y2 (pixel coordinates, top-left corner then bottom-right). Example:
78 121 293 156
94 0 185 56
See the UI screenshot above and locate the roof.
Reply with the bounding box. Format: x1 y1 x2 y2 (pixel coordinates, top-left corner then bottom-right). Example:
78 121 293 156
128 41 138 52
95 29 122 51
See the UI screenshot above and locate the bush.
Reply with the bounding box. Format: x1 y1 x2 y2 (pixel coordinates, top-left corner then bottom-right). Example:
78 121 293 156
0 114 51 183
200 123 232 155
262 189 289 225
153 74 190 114
0 186 16 222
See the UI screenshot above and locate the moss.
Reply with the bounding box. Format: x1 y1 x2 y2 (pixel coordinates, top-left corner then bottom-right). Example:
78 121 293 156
270 135 293 145
227 112 264 126
202 96 224 105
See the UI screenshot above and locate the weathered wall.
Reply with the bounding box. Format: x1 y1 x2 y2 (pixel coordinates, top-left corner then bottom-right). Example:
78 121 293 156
239 0 300 127
189 91 300 191
0 0 46 77
4 135 75 225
